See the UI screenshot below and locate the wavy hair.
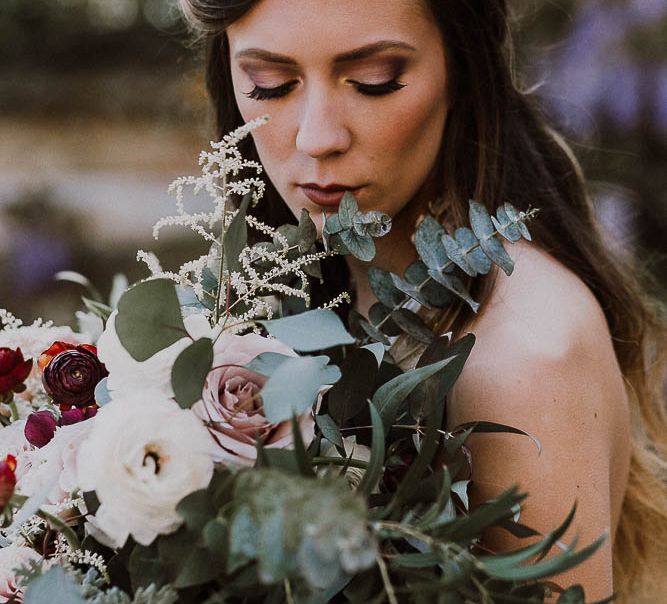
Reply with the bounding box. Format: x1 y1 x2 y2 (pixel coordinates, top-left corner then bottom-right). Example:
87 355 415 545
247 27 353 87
179 1 667 599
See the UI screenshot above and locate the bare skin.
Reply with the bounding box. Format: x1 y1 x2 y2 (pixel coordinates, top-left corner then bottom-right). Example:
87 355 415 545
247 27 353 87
225 0 631 597
449 241 631 600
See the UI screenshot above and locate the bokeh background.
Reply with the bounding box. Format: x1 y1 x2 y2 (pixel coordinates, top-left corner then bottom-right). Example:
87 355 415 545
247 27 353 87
1 0 666 326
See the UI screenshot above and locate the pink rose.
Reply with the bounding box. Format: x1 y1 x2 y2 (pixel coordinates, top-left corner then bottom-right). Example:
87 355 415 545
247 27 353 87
192 332 315 466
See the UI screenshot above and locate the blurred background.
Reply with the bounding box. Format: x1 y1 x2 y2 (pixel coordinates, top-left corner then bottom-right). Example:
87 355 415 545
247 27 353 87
1 0 665 326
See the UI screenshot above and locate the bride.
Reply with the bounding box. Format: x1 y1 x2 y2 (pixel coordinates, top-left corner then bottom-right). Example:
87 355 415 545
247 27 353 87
179 0 667 600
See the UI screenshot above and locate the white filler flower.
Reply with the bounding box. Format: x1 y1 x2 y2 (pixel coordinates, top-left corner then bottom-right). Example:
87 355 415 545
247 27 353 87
77 392 214 547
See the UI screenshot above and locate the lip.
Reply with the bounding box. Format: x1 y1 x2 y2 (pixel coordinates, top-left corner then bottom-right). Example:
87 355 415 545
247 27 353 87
299 183 362 207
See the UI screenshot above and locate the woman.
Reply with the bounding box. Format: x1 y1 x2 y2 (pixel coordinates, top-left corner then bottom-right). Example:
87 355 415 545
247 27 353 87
179 0 667 600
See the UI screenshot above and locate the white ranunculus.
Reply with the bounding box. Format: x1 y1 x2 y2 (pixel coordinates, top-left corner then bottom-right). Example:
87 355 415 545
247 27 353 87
97 311 212 399
19 420 95 505
0 421 32 486
77 392 214 547
0 544 40 603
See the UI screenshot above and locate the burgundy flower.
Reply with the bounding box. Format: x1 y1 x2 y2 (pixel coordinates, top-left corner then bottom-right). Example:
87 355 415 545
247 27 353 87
0 455 17 508
24 410 59 448
0 347 33 397
41 343 108 408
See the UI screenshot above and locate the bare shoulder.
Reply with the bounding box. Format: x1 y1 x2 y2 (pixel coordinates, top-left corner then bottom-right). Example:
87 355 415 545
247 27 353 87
448 241 631 597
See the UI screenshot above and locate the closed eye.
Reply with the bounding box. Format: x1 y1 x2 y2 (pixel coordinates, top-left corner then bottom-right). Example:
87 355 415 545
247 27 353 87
245 80 299 101
350 78 406 96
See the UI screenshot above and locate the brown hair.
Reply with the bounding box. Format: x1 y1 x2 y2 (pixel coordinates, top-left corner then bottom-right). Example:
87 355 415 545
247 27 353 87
179 1 667 599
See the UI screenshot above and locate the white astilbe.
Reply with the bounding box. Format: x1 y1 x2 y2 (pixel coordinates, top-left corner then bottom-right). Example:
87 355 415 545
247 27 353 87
132 115 348 327
54 534 110 583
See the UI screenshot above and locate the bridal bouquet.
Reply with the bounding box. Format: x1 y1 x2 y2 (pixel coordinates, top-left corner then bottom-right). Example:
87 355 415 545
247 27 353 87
0 118 605 604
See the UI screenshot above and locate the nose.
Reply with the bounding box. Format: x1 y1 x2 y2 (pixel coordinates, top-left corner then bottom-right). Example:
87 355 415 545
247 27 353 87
295 86 352 159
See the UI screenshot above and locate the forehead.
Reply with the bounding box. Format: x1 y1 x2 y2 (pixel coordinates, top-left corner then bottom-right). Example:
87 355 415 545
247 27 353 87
227 0 439 60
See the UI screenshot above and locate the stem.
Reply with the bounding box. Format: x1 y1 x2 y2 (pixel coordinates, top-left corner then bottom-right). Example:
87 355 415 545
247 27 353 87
214 173 228 325
312 456 369 469
376 553 399 604
9 399 19 422
284 578 295 604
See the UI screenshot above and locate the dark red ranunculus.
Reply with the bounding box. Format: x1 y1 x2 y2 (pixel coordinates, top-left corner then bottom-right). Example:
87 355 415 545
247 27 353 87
24 410 59 448
0 347 33 397
0 455 17 508
41 343 108 408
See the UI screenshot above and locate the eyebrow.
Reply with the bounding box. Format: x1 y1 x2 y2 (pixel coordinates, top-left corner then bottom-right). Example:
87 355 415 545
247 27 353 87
234 40 416 65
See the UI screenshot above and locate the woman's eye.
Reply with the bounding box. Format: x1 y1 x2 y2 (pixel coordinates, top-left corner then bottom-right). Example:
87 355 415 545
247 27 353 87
352 79 406 97
245 80 298 101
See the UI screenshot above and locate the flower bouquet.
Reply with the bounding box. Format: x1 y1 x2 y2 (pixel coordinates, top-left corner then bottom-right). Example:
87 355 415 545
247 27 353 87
0 118 607 604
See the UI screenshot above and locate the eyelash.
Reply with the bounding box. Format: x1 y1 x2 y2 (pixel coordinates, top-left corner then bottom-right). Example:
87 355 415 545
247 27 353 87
245 78 406 101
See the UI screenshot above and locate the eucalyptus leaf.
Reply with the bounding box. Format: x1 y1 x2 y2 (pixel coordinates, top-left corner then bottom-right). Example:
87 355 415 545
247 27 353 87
129 543 165 592
352 211 392 238
94 377 112 407
261 356 329 423
116 279 187 362
442 234 477 276
504 202 532 240
23 566 86 604
327 347 377 423
368 302 401 337
368 267 404 308
454 227 492 275
427 269 480 313
338 191 357 229
491 205 523 242
339 228 376 262
414 216 450 271
391 308 434 344
171 337 214 408
357 403 384 497
298 209 318 252
469 201 514 276
260 309 355 352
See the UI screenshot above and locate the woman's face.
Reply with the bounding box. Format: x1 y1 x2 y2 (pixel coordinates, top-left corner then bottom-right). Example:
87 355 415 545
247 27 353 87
227 0 449 228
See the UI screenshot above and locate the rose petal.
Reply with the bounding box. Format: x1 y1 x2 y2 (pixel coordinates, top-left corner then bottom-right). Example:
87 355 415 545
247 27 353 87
24 410 58 448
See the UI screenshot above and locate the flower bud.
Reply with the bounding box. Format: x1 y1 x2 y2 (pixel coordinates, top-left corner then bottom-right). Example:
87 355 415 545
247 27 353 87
24 410 59 448
0 455 17 509
41 343 108 408
0 347 33 397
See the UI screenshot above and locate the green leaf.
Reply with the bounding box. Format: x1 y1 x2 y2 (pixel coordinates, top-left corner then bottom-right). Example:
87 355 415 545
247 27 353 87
338 191 357 228
116 279 187 361
371 357 453 431
261 356 327 423
352 210 392 238
556 586 585 603
454 420 542 454
368 302 401 337
339 229 376 261
94 377 112 407
82 297 113 321
403 261 454 307
427 269 480 313
442 234 477 277
357 318 391 345
356 403 385 496
327 347 378 423
171 337 214 408
454 227 492 275
223 192 252 274
260 309 355 352
159 529 220 588
129 543 165 592
227 505 259 573
176 488 216 532
292 415 316 476
298 209 318 252
391 308 435 344
248 352 340 385
315 414 344 448
504 203 532 240
368 267 404 308
491 205 523 242
414 216 450 271
203 518 228 559
23 566 86 604
469 201 514 276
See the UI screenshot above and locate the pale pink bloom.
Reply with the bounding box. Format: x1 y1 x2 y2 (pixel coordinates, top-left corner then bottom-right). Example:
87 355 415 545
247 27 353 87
193 332 315 467
0 545 40 603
